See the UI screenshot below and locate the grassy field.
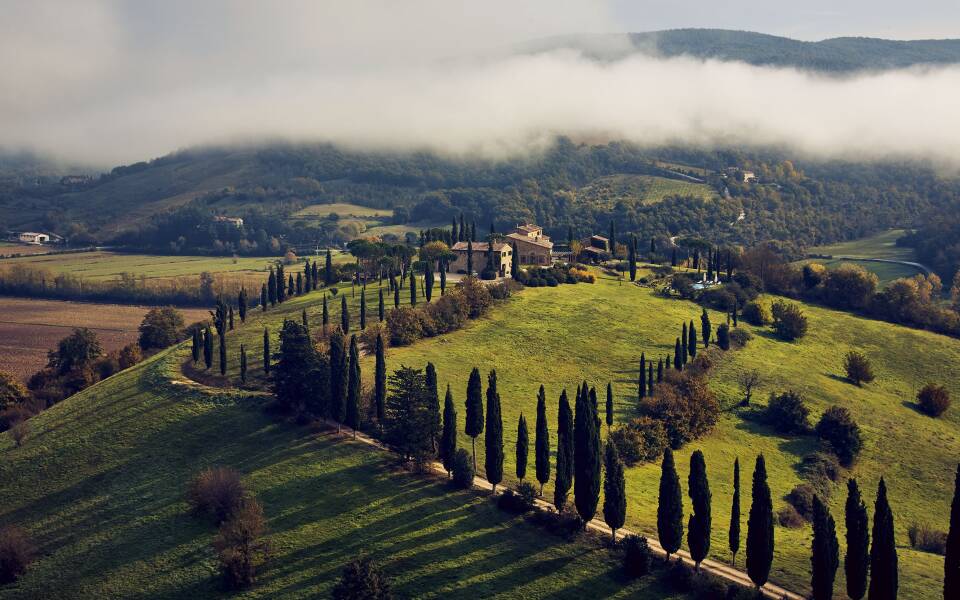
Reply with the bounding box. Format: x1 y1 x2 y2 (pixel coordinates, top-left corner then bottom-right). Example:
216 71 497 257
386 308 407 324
0 243 52 258
292 203 392 219
797 258 924 287
0 297 208 382
577 175 716 207
0 346 685 599
809 230 913 261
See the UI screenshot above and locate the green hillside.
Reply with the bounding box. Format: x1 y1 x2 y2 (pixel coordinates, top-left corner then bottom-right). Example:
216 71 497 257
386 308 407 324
577 174 716 207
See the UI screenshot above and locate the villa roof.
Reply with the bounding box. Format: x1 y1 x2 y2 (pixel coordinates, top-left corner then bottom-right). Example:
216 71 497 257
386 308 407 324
506 232 553 249
451 241 511 252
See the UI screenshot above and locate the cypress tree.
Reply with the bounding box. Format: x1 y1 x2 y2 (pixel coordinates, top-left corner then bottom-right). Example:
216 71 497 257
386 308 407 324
303 259 311 292
682 322 688 364
608 220 616 255
425 362 441 452
203 326 213 369
218 332 227 376
360 290 366 330
628 238 637 281
378 289 385 321
238 288 247 322
325 249 334 285
409 270 417 306
471 221 476 241
605 382 614 431
650 236 656 256
511 241 520 276
260 283 267 312
345 334 361 437
869 478 898 600
717 323 730 350
688 320 697 359
268 267 277 305
296 272 302 295
262 327 270 375
657 358 664 382
554 389 574 513
845 478 870 600
302 308 309 334
648 363 654 394
374 333 386 433
466 240 473 275
574 382 601 525
730 458 741 566
701 309 711 348
484 370 504 492
341 295 349 333
945 464 960 599
322 295 329 332
439 260 447 294
440 385 457 475
535 385 550 495
459 213 466 241
811 495 840 600
516 414 528 483
191 328 200 364
674 338 682 371
451 216 458 242
656 447 684 560
311 260 319 289
394 284 400 309
688 449 712 569
746 455 774 589
639 353 647 399
603 442 627 541
425 261 434 302
329 332 347 429
465 367 484 471
239 343 247 384
667 354 672 370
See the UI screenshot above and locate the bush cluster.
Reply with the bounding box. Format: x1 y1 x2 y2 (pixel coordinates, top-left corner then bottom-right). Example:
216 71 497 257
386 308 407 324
188 466 248 524
451 448 474 489
908 522 948 555
0 526 34 584
515 263 592 287
815 406 863 466
621 535 651 578
917 383 950 417
763 390 810 434
608 417 669 466
386 278 493 346
639 371 719 449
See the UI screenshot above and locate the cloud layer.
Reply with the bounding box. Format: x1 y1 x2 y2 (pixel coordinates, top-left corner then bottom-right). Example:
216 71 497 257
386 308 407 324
2 1 960 166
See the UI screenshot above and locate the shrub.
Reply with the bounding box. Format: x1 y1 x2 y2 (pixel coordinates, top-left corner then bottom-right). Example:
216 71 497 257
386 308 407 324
117 343 143 369
716 324 730 350
907 522 947 555
451 448 474 489
815 406 863 466
479 268 498 281
424 291 470 334
10 420 28 447
785 483 817 520
741 300 771 326
690 574 730 600
332 556 393 600
488 281 512 300
498 487 536 514
386 307 423 346
608 417 669 466
621 535 652 578
0 526 34 584
641 372 719 449
663 559 693 592
729 328 752 347
843 351 875 386
526 509 583 538
213 498 270 590
358 322 389 354
771 300 808 341
0 371 29 410
764 390 810 434
138 306 185 351
799 452 842 493
456 277 493 318
917 383 950 417
777 505 805 528
188 466 247 524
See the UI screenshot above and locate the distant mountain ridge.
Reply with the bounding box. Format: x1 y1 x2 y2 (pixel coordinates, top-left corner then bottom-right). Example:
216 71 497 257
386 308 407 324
530 28 960 72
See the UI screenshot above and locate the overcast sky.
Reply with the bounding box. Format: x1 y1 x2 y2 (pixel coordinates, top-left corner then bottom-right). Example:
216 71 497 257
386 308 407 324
1 1 959 167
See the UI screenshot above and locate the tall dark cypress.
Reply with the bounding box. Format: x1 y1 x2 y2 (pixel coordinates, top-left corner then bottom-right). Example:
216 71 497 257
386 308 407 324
511 241 520 276
811 495 840 600
658 447 684 559
268 267 277 305
303 259 311 292
603 442 627 541
688 320 697 359
451 216 458 243
484 370 504 492
688 449 712 568
439 260 447 294
262 327 270 375
701 308 711 348
228 305 234 331
311 260 319 289
218 332 227 376
730 458 741 566
845 478 870 600
535 385 550 495
682 322 688 365
648 363 654 394
238 288 247 322
465 367 484 471
516 414 528 483
424 261 434 302
459 213 466 241
425 362 441 452
608 220 616 255
440 385 457 475
466 240 473 275
628 238 637 281
374 333 386 433
657 358 664 382
605 382 614 431
302 308 309 334
869 478 898 600
340 295 350 333
409 270 417 306
322 294 329 332
639 353 647 399
260 283 267 312
360 290 367 330
554 389 574 513
378 289 385 321
574 382 601 525
674 338 682 371
346 335 361 438
746 455 774 589
191 328 200 364
945 464 960 599
324 249 334 286
394 284 400 309
329 332 347 428
239 343 247 384
296 272 302 295
203 326 213 369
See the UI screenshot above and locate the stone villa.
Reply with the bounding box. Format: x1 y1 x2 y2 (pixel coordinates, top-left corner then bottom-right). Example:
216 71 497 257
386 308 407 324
506 224 553 266
449 241 513 278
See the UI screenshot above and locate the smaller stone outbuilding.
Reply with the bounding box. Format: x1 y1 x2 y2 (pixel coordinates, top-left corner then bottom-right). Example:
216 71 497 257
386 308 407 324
449 241 513 278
